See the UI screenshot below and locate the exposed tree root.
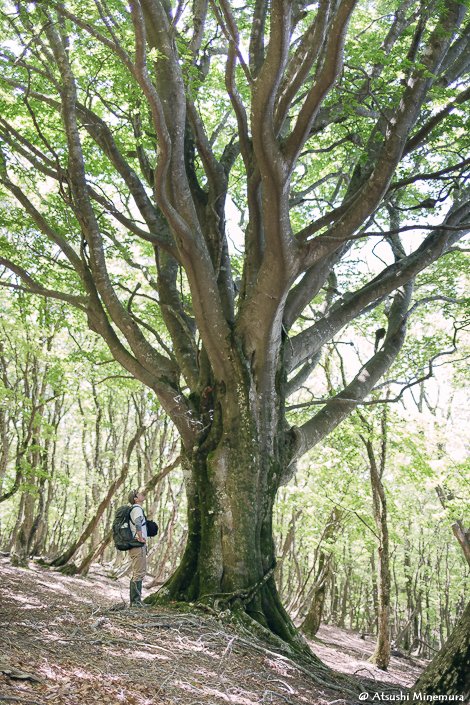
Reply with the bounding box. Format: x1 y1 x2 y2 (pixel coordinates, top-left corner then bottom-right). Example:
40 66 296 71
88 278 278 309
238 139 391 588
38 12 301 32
146 590 364 699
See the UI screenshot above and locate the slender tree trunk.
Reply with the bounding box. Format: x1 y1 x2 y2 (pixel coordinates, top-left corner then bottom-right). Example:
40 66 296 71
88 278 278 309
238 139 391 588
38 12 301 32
403 537 413 652
370 550 379 632
0 342 12 498
26 422 55 557
275 509 301 601
26 475 47 556
0 408 9 494
76 531 113 576
301 507 343 637
10 490 36 567
10 423 46 566
329 571 339 624
301 550 332 637
337 562 351 628
361 410 391 670
31 402 61 557
394 607 420 651
32 476 54 557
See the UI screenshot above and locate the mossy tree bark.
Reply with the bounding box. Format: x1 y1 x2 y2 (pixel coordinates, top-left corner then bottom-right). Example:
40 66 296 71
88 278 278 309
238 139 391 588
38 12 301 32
146 360 310 651
412 601 470 697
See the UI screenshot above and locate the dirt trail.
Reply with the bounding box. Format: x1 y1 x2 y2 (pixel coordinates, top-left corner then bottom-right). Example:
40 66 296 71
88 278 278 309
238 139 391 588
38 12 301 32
0 558 425 704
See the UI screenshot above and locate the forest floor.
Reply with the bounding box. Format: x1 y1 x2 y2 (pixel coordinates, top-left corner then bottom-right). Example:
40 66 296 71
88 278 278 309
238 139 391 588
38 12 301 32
0 557 427 705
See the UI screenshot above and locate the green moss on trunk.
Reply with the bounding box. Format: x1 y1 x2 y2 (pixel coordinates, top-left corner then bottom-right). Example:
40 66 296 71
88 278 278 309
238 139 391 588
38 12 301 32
413 601 470 697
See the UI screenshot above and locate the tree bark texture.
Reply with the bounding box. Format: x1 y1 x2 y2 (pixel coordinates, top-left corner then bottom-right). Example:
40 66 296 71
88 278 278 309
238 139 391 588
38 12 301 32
451 522 470 569
146 380 311 651
412 601 470 697
436 486 470 569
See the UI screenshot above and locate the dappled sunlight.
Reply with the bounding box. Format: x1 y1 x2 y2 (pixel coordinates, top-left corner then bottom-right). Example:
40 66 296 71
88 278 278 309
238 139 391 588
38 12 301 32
35 579 94 604
7 591 46 609
0 557 428 704
310 625 425 688
118 647 171 662
33 660 159 704
265 655 297 677
172 636 221 659
176 679 263 704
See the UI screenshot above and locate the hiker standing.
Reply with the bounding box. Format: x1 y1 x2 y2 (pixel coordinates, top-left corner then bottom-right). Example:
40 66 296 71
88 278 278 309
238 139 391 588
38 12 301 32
128 488 148 607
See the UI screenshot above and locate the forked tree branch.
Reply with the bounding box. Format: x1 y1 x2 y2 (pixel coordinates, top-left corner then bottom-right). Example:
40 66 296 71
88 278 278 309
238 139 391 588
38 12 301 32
298 1 466 271
288 279 413 466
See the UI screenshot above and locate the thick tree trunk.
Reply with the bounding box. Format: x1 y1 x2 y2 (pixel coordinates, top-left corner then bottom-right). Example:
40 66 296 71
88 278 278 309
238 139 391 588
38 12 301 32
412 601 470 697
146 384 308 654
151 453 302 645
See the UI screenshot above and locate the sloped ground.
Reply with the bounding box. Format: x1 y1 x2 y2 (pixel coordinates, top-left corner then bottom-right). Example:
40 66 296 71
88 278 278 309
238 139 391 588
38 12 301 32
313 626 424 689
0 557 425 705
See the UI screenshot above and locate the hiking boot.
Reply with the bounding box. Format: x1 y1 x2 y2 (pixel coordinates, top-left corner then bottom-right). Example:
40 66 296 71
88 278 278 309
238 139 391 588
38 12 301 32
137 580 151 608
129 579 141 607
129 579 150 608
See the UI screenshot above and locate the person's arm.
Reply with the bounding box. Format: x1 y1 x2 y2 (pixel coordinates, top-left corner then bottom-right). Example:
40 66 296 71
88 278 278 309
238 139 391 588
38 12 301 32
131 508 146 542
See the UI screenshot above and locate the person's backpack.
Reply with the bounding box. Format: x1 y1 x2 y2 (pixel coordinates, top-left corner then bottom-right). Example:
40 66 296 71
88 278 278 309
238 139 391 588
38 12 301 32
112 505 143 551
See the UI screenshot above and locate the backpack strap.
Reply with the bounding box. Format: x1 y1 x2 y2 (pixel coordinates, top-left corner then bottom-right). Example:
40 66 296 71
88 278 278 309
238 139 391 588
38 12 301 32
129 503 146 525
129 503 138 526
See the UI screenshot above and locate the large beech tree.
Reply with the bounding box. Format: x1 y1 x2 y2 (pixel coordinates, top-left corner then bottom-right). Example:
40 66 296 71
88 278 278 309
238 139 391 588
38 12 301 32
0 0 469 650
